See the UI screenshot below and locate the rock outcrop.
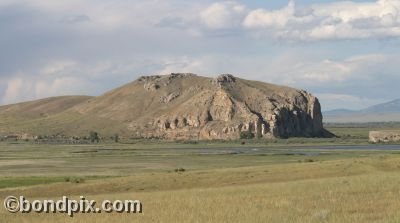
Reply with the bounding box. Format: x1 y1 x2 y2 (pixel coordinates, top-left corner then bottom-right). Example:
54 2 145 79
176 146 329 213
0 73 332 140
130 73 331 140
369 131 400 143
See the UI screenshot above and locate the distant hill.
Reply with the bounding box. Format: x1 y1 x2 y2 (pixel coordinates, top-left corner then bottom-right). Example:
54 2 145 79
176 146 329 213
324 99 400 123
323 109 356 116
361 99 400 114
0 73 332 140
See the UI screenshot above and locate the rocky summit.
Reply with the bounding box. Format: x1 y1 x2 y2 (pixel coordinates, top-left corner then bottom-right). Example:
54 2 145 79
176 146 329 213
0 73 332 140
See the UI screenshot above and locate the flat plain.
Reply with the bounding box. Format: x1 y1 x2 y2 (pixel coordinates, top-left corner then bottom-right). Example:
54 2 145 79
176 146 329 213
0 125 400 222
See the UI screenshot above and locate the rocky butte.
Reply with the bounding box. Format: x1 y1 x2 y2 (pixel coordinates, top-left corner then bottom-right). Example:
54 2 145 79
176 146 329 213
369 131 400 143
0 73 333 140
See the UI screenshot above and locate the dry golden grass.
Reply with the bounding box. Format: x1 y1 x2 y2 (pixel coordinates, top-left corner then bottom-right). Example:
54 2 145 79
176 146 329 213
1 155 400 222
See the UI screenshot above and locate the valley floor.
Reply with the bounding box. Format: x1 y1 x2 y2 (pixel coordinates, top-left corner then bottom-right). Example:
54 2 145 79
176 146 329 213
0 140 400 222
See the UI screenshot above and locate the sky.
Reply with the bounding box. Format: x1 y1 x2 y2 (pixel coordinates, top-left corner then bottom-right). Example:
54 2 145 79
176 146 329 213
1 0 399 111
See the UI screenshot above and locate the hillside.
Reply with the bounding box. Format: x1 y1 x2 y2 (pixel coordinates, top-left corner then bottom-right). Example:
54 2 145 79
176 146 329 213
362 99 400 114
0 73 331 140
324 99 400 123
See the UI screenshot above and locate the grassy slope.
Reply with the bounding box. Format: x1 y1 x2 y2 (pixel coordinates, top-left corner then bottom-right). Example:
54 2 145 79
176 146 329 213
0 96 94 135
0 96 93 117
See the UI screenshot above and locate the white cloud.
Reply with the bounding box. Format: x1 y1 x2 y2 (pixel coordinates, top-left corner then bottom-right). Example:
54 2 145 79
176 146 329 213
60 14 91 24
2 77 33 105
243 1 314 29
0 57 220 104
157 57 209 75
200 1 247 29
261 53 389 86
243 0 400 41
2 0 184 31
34 77 90 98
153 0 400 41
41 61 77 76
1 60 99 104
5 0 400 41
1 0 400 111
1 76 93 105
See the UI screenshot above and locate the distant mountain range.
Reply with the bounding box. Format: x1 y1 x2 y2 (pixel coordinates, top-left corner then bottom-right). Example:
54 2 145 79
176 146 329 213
323 99 400 123
363 99 400 114
323 109 357 116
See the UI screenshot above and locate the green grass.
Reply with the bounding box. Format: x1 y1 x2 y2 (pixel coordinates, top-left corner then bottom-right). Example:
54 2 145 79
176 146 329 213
0 176 67 189
326 122 400 139
0 176 112 189
1 154 400 222
0 125 399 222
0 140 388 178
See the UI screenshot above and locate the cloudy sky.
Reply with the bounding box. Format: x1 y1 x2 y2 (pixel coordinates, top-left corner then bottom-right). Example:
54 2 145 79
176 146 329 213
1 0 399 111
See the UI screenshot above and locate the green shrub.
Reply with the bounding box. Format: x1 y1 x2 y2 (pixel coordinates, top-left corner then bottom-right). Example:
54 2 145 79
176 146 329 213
89 131 99 143
73 178 84 183
64 177 85 183
240 131 255 139
113 134 119 143
183 141 198 144
304 159 315 163
174 168 186 172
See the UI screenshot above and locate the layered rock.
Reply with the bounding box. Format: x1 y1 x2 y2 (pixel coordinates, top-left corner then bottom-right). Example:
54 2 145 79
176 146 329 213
0 73 332 140
135 74 331 140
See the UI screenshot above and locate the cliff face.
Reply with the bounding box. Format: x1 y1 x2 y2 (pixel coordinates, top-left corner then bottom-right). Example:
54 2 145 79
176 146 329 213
125 74 330 140
0 73 331 140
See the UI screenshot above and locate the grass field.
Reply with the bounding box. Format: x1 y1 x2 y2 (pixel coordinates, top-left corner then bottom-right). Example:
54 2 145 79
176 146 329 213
0 126 399 222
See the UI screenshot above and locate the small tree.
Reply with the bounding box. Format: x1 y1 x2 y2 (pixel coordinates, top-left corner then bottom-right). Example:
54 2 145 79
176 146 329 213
89 131 100 143
240 131 255 139
113 134 119 143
